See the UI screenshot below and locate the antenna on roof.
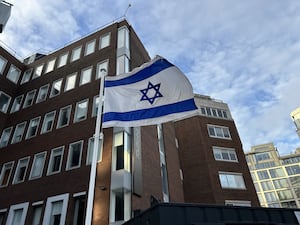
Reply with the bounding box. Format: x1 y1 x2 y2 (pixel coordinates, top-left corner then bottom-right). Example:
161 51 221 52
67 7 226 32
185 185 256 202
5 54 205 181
123 3 132 18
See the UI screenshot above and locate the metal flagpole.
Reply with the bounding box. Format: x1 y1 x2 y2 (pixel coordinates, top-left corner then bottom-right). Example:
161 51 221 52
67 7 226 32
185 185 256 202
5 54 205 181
85 70 106 225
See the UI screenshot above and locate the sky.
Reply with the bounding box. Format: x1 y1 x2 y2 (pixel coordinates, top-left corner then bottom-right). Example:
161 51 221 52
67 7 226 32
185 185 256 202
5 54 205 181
1 0 300 155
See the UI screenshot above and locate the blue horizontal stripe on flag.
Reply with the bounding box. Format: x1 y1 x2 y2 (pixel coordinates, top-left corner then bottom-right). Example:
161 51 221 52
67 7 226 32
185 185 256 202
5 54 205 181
105 58 173 87
103 98 197 123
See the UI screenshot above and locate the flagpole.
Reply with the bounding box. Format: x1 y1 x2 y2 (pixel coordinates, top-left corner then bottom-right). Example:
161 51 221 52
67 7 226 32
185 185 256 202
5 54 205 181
85 71 106 225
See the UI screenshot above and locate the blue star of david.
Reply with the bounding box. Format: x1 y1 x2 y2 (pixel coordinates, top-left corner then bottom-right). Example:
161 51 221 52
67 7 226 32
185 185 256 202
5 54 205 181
140 81 163 104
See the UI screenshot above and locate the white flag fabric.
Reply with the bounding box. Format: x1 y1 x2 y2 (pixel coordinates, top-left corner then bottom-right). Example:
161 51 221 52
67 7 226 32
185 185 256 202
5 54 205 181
102 56 197 128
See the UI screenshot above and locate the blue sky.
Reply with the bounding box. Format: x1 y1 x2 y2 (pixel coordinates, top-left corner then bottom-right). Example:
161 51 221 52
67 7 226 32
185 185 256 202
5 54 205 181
2 0 300 155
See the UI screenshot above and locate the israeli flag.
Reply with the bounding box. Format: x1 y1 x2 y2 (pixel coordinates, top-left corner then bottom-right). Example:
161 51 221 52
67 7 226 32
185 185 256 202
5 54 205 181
102 56 197 128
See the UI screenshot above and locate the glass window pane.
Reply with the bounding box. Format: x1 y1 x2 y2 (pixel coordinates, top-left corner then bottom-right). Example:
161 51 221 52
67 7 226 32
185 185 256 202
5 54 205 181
96 60 108 79
0 91 11 113
50 79 62 97
32 64 44 79
64 73 77 92
85 39 96 56
45 58 56 73
80 67 92 86
0 56 7 74
10 95 23 113
21 68 33 84
74 99 88 122
58 52 68 68
70 46 82 62
7 65 21 84
100 33 110 49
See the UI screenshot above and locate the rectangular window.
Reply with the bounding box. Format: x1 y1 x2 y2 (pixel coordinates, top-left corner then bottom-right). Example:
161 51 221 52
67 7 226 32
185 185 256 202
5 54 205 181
0 55 7 74
96 60 108 79
29 152 46 180
86 137 102 165
79 66 92 86
47 147 64 175
207 125 231 139
11 122 26 144
23 90 36 108
116 55 129 75
0 127 13 148
73 196 86 225
45 58 56 73
257 170 270 180
0 91 11 113
84 39 96 56
66 141 83 170
74 99 88 123
269 168 285 178
219 172 246 189
57 52 68 68
115 192 124 221
21 68 33 84
70 46 82 62
92 95 99 117
10 95 24 113
43 194 69 225
273 178 289 189
0 210 6 225
277 190 293 201
7 65 21 84
213 146 238 162
13 157 30 184
99 33 110 49
31 204 43 225
36 84 49 103
264 192 278 203
286 165 300 175
41 111 56 134
26 117 41 139
114 132 124 170
117 26 129 49
6 202 29 225
64 73 77 92
0 161 14 186
50 79 63 98
57 105 71 128
255 152 270 162
32 64 44 79
261 181 274 191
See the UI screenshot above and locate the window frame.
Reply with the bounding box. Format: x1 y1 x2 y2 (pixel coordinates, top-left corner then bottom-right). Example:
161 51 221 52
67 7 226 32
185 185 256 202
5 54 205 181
45 58 56 74
0 55 7 74
207 124 232 140
6 64 21 84
12 156 30 184
70 46 82 62
41 111 56 134
64 72 77 92
219 172 246 189
66 140 83 170
74 99 89 123
96 59 108 79
36 84 49 103
6 202 29 225
84 39 96 56
56 105 72 129
99 32 111 49
0 161 14 187
57 52 68 68
23 90 36 108
50 79 63 98
29 151 47 180
11 122 27 144
25 117 41 139
213 146 238 162
0 126 13 148
10 94 24 113
79 66 92 86
32 64 44 79
0 91 11 113
47 146 64 175
21 68 33 84
92 95 99 117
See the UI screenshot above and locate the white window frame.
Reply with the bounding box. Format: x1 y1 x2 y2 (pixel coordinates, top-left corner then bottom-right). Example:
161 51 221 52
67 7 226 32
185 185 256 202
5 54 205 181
42 193 69 225
45 58 56 73
219 172 246 189
84 39 96 56
116 55 129 75
99 32 111 49
57 52 68 68
213 146 238 162
21 68 33 84
23 90 36 108
50 79 63 98
12 157 30 184
86 137 103 165
66 140 83 170
36 84 49 103
11 122 27 144
56 105 72 129
41 111 56 134
70 46 82 62
207 124 231 140
0 55 7 74
0 161 14 187
47 146 64 175
79 66 92 86
6 64 21 84
96 59 108 79
92 95 99 117
10 95 24 113
29 151 47 180
0 126 13 148
64 72 77 92
0 91 11 113
25 117 41 139
32 64 44 79
74 99 88 123
6 202 29 225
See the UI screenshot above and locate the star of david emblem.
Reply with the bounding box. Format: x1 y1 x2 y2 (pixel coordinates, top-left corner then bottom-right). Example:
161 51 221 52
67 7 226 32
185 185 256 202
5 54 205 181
140 81 163 104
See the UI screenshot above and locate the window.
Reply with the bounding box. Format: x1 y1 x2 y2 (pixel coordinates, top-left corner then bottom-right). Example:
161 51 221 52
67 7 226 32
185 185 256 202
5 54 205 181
41 111 56 134
225 200 251 207
207 125 231 139
114 132 124 170
281 201 297 208
50 79 63 98
84 39 96 56
32 64 44 79
6 202 29 225
45 58 56 73
79 66 92 86
29 152 46 180
47 147 64 175
64 73 77 92
255 152 270 162
116 55 129 75
13 157 30 184
0 91 11 113
73 195 86 225
36 84 49 103
57 105 71 128
99 33 110 49
0 55 7 74
21 68 33 84
261 181 274 191
213 147 238 162
74 99 88 123
31 204 43 225
70 46 82 62
0 161 14 186
115 192 124 221
10 95 24 113
286 165 300 175
86 137 102 165
96 60 108 79
11 122 26 144
0 210 6 225
92 95 99 117
117 26 129 49
23 90 36 108
57 52 68 68
273 178 289 189
26 117 40 139
257 170 270 180
66 141 83 170
0 127 12 147
277 190 293 201
7 65 21 84
269 168 285 178
219 172 246 189
43 194 69 225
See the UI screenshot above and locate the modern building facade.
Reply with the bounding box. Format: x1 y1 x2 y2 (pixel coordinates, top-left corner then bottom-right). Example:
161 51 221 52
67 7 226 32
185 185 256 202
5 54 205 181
291 107 300 138
0 19 258 225
245 143 300 208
